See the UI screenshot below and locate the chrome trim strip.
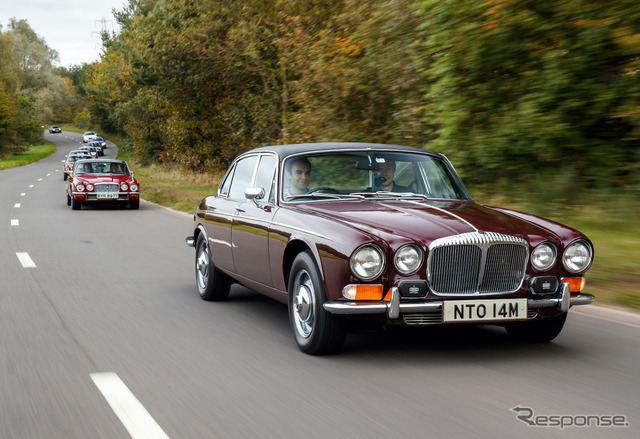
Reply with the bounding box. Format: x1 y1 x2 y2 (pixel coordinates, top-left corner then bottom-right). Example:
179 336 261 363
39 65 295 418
271 221 333 241
323 293 595 315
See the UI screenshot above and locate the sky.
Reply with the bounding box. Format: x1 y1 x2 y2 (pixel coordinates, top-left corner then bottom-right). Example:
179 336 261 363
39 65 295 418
1 0 127 68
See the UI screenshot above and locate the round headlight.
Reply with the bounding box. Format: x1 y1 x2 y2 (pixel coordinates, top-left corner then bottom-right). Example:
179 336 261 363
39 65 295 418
86 184 94 191
76 183 85 192
394 244 423 274
120 183 129 191
531 242 557 271
563 240 593 273
350 244 385 280
130 183 138 192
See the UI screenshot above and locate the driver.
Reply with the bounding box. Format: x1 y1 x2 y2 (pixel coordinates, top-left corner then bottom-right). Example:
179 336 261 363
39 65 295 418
283 157 311 199
377 160 411 192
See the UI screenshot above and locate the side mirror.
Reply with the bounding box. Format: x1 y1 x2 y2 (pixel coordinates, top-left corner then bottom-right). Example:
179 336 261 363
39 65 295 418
244 187 265 200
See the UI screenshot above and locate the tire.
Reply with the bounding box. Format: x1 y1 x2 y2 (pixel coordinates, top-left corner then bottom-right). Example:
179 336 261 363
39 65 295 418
71 197 81 210
195 233 231 301
505 312 567 343
288 251 347 355
129 199 140 210
66 193 71 206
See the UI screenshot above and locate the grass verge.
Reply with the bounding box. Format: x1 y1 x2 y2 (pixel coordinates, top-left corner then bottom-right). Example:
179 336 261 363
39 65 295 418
0 142 57 170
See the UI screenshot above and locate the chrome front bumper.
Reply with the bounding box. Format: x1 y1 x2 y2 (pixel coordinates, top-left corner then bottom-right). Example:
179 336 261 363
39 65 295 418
323 283 594 318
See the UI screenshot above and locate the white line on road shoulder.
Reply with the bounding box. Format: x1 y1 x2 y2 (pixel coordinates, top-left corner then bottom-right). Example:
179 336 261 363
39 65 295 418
16 252 36 268
90 372 170 439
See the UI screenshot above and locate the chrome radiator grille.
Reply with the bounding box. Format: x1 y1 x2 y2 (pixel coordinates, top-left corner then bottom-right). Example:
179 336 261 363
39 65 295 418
95 183 119 193
427 232 528 296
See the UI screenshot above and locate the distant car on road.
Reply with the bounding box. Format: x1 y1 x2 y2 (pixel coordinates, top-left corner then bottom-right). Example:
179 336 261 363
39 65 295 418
92 137 107 149
186 142 595 354
62 153 92 180
87 141 104 156
49 126 61 133
66 159 140 210
82 131 97 143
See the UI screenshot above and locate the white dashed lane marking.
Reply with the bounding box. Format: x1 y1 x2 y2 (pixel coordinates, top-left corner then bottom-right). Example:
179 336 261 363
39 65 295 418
11 219 19 226
91 373 170 439
14 203 21 208
16 253 36 268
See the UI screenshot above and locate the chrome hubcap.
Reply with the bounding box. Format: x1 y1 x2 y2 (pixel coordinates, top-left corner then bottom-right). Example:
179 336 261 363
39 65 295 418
292 270 314 338
197 244 209 290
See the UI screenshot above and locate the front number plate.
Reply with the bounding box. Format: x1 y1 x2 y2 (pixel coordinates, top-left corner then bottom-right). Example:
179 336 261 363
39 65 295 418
97 193 118 199
443 299 527 323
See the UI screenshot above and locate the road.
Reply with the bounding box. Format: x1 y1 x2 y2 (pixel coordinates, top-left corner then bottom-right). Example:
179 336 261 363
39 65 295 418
1 131 638 438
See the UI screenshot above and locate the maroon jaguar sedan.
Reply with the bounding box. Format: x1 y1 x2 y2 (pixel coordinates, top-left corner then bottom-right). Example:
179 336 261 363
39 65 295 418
66 159 140 210
186 143 594 354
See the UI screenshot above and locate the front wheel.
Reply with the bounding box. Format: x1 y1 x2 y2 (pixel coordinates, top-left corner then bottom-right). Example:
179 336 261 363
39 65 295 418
129 199 140 210
195 233 231 301
288 251 347 355
71 197 81 210
505 312 567 343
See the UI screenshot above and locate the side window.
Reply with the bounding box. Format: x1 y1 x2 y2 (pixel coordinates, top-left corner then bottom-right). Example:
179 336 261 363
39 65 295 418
228 156 259 200
218 164 234 197
253 155 277 201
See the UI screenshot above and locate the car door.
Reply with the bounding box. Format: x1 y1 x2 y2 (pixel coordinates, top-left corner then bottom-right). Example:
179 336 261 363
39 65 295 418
231 154 278 287
203 156 256 274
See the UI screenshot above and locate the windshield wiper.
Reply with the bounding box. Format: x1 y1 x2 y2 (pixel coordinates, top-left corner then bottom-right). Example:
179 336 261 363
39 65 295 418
285 193 364 201
348 191 429 200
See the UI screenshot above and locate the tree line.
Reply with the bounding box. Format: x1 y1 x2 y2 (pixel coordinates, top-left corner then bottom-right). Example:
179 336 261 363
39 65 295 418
6 1 640 192
0 19 89 151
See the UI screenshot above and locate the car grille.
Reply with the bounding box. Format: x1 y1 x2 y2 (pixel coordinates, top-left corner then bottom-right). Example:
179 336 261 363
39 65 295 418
95 183 119 193
427 232 528 296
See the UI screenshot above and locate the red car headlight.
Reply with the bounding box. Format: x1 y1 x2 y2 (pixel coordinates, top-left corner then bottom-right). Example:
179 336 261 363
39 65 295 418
76 183 85 192
120 183 129 191
129 183 138 192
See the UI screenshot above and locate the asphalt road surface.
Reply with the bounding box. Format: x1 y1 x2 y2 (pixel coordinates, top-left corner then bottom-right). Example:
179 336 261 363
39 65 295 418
1 131 638 438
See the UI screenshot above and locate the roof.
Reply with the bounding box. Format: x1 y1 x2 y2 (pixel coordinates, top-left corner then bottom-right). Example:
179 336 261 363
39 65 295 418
240 142 438 160
75 158 126 164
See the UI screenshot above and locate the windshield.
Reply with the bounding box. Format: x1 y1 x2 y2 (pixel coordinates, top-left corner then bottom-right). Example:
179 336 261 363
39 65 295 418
75 162 128 175
281 150 472 202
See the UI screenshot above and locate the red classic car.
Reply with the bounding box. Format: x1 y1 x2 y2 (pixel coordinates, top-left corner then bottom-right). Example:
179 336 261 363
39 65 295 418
62 152 92 180
186 143 595 354
66 159 140 210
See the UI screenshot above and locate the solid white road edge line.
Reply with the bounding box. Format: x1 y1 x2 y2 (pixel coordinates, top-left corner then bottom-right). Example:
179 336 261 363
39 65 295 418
90 372 170 439
16 252 36 268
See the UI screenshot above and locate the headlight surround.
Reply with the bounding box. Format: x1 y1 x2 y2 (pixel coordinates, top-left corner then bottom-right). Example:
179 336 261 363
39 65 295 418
76 183 85 192
531 242 557 271
129 183 138 192
563 239 593 274
394 244 423 275
350 244 385 281
120 183 129 191
86 183 94 191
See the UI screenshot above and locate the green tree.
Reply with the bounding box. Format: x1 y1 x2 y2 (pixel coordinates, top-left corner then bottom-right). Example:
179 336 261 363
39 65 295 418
415 0 640 188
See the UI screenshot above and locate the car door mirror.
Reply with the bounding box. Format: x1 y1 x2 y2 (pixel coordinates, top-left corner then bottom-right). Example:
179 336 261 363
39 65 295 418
244 187 265 200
